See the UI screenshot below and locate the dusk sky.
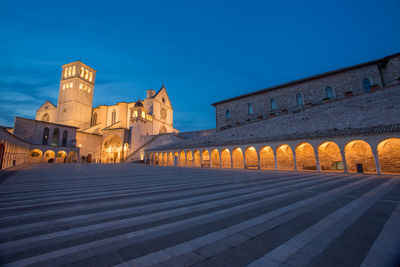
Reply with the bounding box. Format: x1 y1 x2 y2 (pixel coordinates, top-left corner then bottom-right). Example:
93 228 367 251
1 0 399 131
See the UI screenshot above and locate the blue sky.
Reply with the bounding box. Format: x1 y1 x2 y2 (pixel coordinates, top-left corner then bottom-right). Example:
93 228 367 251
0 0 399 131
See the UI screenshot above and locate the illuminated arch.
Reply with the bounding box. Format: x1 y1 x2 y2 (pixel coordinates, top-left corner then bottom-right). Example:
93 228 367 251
295 143 317 171
318 141 343 171
163 152 168 166
245 146 258 169
260 146 275 170
276 145 294 170
377 138 400 173
159 126 167 134
173 151 179 166
67 151 77 163
179 151 186 167
211 149 220 168
232 147 244 168
158 152 163 166
56 150 67 163
44 150 55 163
345 140 376 173
221 148 231 168
201 150 210 167
29 149 43 163
194 150 201 167
186 151 193 167
41 113 49 122
168 152 174 166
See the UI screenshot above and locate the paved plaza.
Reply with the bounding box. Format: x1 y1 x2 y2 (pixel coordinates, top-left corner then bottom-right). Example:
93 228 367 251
0 164 399 267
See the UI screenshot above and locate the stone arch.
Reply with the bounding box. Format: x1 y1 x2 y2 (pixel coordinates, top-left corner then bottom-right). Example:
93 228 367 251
56 150 67 163
87 153 93 163
42 127 50 145
154 153 159 165
158 152 163 166
163 152 168 166
159 126 167 134
245 146 258 169
221 148 231 168
276 144 294 170
67 151 78 163
41 113 49 122
44 150 55 163
51 128 60 146
186 151 193 167
377 138 400 173
345 140 376 173
211 149 220 168
168 152 174 166
29 149 43 163
194 150 201 167
295 143 317 171
201 150 210 167
174 151 179 166
259 146 275 170
318 141 343 171
102 135 122 163
232 147 244 168
179 151 186 167
62 130 68 146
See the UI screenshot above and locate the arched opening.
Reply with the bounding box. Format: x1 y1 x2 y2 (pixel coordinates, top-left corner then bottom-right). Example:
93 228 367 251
67 151 77 163
91 113 97 127
111 109 116 124
202 150 210 167
221 149 231 168
51 128 60 146
62 130 68 146
345 140 376 173
168 152 174 166
102 135 122 163
154 153 159 165
179 151 186 167
158 152 163 166
87 153 93 163
194 150 201 167
245 146 258 169
377 138 400 173
163 152 168 166
295 143 317 171
232 147 244 168
56 151 67 163
186 151 193 167
44 150 55 163
41 113 49 122
318 141 343 171
211 149 220 168
276 145 294 170
29 149 43 163
159 126 167 134
174 151 179 166
260 146 275 170
42 127 49 145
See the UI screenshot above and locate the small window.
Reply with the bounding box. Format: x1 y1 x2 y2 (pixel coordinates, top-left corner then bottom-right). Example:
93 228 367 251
326 87 334 99
162 98 166 103
248 104 254 114
296 93 303 106
111 109 116 124
226 109 231 119
363 79 371 92
270 98 277 111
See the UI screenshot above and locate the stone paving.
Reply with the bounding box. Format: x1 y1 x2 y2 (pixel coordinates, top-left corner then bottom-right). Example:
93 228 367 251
0 164 399 267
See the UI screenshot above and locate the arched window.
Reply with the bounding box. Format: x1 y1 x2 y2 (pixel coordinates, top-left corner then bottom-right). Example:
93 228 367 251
296 93 304 106
159 126 167 134
91 113 97 127
42 127 49 145
270 98 277 111
248 104 254 114
62 130 68 146
51 128 60 146
325 87 334 99
41 113 49 122
226 109 231 119
111 110 116 124
363 79 371 92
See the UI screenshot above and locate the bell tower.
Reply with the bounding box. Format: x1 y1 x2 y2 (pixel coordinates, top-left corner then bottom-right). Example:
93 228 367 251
56 61 96 130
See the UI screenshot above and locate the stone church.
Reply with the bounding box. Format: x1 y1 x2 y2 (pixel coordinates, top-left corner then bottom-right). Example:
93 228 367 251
18 61 179 163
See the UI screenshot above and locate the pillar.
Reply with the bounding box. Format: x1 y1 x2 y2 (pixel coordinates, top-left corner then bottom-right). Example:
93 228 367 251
340 147 348 173
372 147 382 174
315 146 321 172
293 149 297 171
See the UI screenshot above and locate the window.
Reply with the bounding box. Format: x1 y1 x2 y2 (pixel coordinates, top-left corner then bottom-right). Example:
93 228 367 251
111 110 116 124
326 87 334 99
133 110 138 117
142 111 145 118
270 98 277 111
68 67 72 77
248 104 254 114
80 67 85 78
91 113 97 127
51 128 60 146
226 109 231 119
41 113 49 122
72 66 76 75
42 127 49 145
89 72 93 82
296 93 304 106
363 78 371 92
64 69 68 78
62 130 68 146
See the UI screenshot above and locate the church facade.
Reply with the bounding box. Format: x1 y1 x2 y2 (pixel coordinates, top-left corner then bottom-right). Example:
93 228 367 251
11 61 178 164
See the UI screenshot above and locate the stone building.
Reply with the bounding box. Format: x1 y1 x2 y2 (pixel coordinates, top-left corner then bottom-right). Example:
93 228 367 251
4 61 179 166
146 53 400 174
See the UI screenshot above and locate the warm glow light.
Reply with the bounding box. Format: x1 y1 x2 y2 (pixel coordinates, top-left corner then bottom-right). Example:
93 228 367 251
80 67 84 77
79 144 82 147
63 84 65 90
70 82 73 88
79 83 83 89
89 72 93 82
85 69 89 80
64 69 68 78
133 111 138 117
68 67 72 76
141 111 145 118
72 66 76 75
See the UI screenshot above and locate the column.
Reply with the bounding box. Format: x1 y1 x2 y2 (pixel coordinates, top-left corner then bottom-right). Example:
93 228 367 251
315 147 321 172
340 148 348 173
372 147 382 174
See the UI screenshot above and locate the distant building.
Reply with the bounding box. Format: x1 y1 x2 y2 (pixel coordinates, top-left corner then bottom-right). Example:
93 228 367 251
147 53 400 174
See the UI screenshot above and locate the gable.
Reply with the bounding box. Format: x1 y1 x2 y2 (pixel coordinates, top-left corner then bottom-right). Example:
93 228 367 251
37 100 57 112
153 88 172 108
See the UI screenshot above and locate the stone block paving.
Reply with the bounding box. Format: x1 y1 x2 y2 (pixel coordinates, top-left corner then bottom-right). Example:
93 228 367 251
0 164 399 267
